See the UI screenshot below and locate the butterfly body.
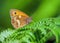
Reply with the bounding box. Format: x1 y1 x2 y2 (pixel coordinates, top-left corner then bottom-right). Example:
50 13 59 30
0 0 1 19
10 9 32 29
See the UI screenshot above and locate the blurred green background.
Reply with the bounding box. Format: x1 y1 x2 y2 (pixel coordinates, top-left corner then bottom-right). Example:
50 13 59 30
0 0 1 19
0 0 60 28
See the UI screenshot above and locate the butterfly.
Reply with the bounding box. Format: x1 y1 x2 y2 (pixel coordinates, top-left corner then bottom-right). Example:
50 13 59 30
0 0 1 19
10 9 32 29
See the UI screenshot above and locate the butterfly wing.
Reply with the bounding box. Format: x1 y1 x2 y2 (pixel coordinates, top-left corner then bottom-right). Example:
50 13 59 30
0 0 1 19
26 17 32 24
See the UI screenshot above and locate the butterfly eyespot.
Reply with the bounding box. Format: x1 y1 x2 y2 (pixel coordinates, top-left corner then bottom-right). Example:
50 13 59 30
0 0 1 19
14 12 16 14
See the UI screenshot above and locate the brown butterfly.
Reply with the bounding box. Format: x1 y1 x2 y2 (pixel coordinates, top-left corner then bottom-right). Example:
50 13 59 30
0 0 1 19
10 9 32 29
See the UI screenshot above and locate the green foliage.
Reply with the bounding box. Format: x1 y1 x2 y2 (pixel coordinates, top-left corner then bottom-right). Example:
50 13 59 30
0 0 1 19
0 18 60 43
0 0 60 43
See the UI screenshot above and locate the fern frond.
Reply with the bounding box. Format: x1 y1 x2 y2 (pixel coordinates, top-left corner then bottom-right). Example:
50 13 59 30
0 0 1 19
0 28 15 42
0 17 60 43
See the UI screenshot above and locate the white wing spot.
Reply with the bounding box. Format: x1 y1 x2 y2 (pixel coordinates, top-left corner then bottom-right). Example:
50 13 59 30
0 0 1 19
16 20 20 27
19 16 21 18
